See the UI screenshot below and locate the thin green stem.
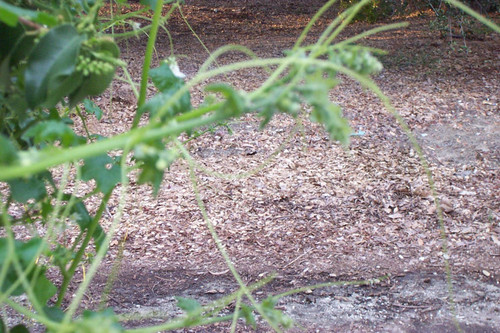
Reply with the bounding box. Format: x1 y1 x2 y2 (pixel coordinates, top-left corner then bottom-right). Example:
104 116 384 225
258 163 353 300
178 5 222 72
3 297 62 330
274 276 388 299
56 191 112 307
318 0 372 52
229 294 242 333
136 0 167 118
293 0 339 50
75 105 93 141
446 0 499 33
64 143 131 321
122 275 274 331
177 140 283 332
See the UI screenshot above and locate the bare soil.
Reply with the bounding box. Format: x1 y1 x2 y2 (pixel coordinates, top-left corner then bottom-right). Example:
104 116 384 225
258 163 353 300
7 1 500 332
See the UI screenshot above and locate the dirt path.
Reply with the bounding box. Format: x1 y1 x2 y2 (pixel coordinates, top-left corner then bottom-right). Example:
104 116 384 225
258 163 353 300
12 1 498 332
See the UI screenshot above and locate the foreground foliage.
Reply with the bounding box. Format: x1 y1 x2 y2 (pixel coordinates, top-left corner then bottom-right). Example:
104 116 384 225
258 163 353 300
0 0 498 331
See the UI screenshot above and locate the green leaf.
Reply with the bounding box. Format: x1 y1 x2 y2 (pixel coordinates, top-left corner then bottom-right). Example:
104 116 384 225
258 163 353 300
140 61 191 121
176 297 201 313
205 83 246 117
81 154 121 194
25 24 85 108
0 135 18 166
33 273 57 305
43 306 65 323
140 0 177 9
0 1 57 27
0 4 17 26
8 174 47 203
70 201 105 251
240 304 256 329
77 309 124 333
83 99 103 120
310 104 351 145
261 296 293 329
22 120 85 147
134 144 177 195
0 238 55 305
0 317 4 333
9 325 29 333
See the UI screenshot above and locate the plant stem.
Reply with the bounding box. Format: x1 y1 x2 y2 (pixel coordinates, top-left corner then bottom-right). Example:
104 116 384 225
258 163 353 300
56 191 112 306
134 0 166 128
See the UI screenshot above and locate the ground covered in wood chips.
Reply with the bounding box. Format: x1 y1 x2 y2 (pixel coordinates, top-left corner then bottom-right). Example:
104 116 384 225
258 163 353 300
8 1 500 332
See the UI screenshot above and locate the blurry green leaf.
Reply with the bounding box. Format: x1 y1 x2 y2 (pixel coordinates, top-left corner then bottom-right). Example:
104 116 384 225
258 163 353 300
310 104 351 145
240 304 256 329
25 24 85 108
81 154 121 194
83 99 103 120
8 325 29 333
75 309 124 333
299 75 350 145
329 48 383 76
176 297 201 313
140 0 177 9
0 238 55 305
8 174 48 203
205 83 245 117
0 135 18 166
134 144 177 195
22 120 85 147
140 61 191 121
70 201 105 251
33 273 57 305
0 23 23 62
261 296 293 329
43 306 65 323
0 1 57 27
0 4 17 26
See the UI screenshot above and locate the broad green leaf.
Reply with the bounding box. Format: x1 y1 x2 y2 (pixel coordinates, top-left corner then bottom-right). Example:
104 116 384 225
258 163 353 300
8 174 47 203
150 61 182 91
43 306 65 323
24 24 85 108
32 273 57 305
0 6 17 27
0 1 57 27
0 135 17 166
261 296 293 329
176 297 201 313
81 154 121 194
83 99 103 120
16 238 46 265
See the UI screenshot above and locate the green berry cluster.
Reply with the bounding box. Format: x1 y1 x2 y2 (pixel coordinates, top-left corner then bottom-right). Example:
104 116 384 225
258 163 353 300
76 55 114 76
